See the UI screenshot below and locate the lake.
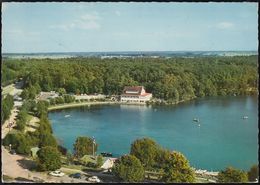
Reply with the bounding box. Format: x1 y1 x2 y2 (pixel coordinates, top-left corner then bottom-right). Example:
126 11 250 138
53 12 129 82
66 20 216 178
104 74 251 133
48 96 258 171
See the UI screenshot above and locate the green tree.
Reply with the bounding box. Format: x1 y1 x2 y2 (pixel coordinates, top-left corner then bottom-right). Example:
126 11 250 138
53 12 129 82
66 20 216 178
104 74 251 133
66 151 74 165
57 88 66 96
217 166 248 183
3 133 20 149
73 136 97 158
16 134 31 155
39 132 57 148
161 151 195 183
130 137 159 169
248 165 259 182
1 94 14 124
16 120 25 131
36 146 62 171
63 95 75 103
35 101 48 118
20 89 29 100
96 155 103 168
37 116 53 134
154 148 172 169
112 155 145 182
3 133 30 154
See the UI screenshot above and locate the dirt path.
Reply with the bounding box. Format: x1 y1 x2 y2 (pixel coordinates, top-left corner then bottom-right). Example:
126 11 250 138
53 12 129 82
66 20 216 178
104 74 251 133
1 108 18 139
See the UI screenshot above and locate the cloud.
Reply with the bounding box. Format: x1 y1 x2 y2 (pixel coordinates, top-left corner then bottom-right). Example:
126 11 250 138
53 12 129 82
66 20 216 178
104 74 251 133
115 11 121 16
215 22 234 29
81 12 100 21
50 12 101 31
4 29 40 36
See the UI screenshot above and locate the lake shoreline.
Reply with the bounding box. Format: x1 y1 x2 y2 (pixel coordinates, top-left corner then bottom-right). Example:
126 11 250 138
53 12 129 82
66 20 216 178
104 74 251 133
47 97 198 111
48 101 151 111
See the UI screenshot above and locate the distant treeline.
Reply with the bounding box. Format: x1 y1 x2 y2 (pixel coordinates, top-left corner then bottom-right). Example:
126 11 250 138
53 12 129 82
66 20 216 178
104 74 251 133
2 56 258 102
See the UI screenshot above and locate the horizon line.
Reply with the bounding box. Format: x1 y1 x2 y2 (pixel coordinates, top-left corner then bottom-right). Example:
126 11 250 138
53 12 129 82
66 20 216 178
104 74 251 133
2 50 258 54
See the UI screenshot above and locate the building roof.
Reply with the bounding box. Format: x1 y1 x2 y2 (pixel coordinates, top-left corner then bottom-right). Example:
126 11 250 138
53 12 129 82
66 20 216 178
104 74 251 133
123 86 144 95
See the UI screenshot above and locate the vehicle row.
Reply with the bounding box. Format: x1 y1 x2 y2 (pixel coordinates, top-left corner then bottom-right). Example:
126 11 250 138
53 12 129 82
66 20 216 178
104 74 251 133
49 171 101 182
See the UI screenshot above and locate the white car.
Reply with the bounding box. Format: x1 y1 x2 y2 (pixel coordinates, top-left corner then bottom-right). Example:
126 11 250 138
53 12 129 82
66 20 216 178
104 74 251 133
88 176 101 182
49 170 65 177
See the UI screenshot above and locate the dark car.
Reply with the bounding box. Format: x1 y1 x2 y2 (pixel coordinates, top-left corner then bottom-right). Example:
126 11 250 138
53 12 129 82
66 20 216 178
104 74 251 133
69 173 82 179
10 150 16 155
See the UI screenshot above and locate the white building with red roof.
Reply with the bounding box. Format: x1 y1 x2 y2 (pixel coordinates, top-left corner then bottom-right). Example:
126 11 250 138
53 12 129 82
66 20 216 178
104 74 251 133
120 86 152 103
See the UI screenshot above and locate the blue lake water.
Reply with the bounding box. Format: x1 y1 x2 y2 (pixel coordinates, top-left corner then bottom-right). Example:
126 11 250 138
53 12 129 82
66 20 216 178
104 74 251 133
48 96 258 171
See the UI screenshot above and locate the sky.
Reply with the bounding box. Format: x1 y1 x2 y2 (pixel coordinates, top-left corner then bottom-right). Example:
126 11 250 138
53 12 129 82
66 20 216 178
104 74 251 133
2 2 258 53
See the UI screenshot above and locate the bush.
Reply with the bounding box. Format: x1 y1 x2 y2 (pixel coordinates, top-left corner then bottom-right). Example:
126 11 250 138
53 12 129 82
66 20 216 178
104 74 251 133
3 133 30 154
16 135 31 155
1 94 14 124
112 155 145 182
161 151 195 183
36 146 62 171
39 132 57 148
58 145 68 156
96 155 103 168
73 136 97 158
3 133 19 149
130 137 160 169
217 166 248 183
247 165 259 182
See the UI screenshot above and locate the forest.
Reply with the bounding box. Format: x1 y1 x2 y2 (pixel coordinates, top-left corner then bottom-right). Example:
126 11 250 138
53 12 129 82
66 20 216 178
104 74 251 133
1 55 258 103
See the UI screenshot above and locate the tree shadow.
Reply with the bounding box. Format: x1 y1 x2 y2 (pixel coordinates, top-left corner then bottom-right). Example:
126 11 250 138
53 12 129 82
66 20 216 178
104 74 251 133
14 177 34 182
17 158 37 171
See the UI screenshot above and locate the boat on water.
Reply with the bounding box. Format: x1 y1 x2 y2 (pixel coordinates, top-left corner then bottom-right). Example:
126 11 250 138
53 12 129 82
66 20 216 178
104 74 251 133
101 152 113 157
65 115 71 118
242 116 248 119
193 118 200 122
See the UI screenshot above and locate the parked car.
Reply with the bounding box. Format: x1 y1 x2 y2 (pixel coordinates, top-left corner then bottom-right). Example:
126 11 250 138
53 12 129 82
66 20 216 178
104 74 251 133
10 150 16 155
69 173 83 179
49 170 65 177
87 176 101 182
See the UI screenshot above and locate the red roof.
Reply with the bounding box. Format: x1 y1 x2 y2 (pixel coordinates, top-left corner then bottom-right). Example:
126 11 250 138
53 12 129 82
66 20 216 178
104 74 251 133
123 86 144 95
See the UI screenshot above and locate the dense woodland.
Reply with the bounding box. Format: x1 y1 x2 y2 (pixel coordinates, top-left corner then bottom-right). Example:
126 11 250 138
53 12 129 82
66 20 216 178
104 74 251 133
2 56 258 101
2 56 258 103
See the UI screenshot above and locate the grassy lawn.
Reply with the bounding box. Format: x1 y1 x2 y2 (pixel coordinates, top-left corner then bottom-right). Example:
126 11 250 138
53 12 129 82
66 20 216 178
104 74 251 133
81 155 96 164
62 164 84 171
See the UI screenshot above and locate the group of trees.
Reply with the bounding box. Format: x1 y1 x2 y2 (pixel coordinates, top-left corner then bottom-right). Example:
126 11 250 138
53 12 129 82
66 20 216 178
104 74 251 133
73 136 97 158
20 84 41 100
72 136 104 168
217 165 259 183
49 94 75 105
2 56 258 103
3 97 63 171
1 94 14 124
112 137 195 182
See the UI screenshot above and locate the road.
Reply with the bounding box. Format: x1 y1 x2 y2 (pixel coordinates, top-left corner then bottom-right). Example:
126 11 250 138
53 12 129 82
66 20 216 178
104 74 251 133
2 145 94 183
1 107 18 139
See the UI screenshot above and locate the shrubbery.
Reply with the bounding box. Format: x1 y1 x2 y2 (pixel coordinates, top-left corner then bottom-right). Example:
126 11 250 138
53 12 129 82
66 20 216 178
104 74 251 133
36 146 62 171
1 94 14 124
112 155 145 182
